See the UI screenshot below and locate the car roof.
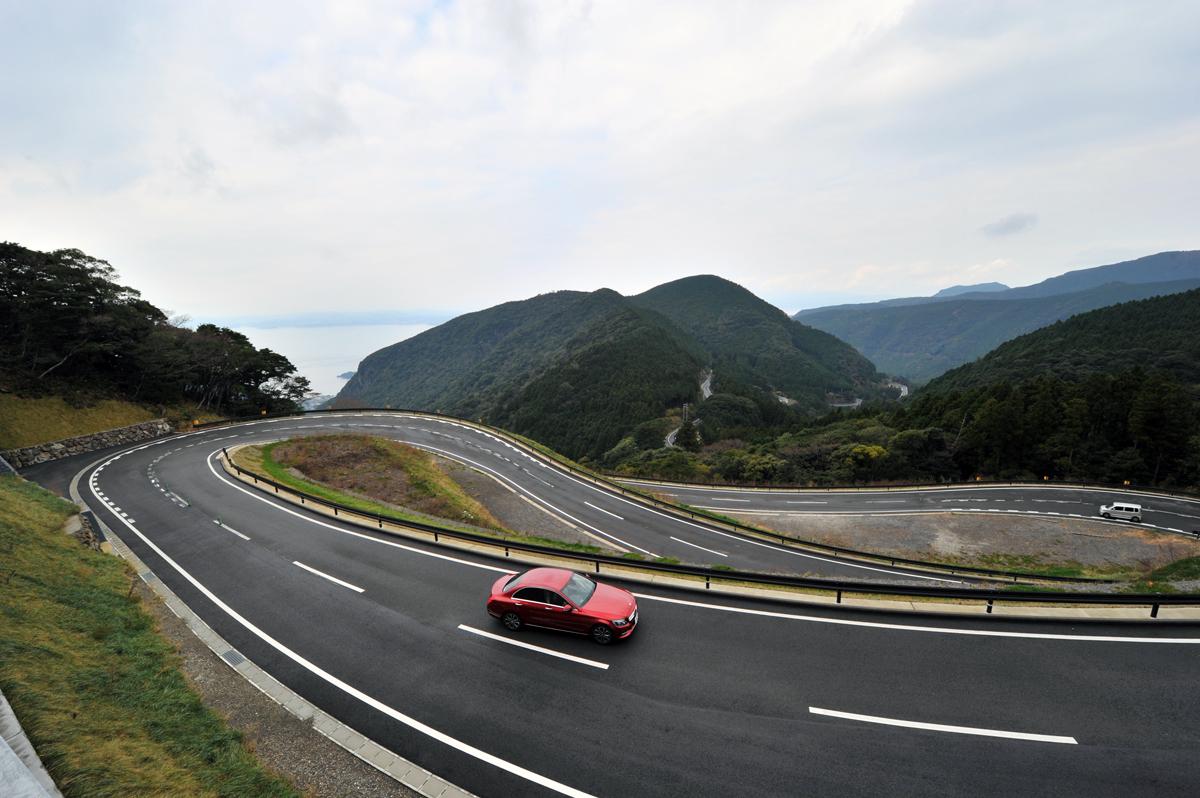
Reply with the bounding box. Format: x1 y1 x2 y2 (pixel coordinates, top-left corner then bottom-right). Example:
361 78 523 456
513 567 573 591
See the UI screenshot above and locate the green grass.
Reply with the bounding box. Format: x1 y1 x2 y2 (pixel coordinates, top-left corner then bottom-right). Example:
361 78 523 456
0 394 225 449
968 553 1138 580
1121 556 1200 593
0 476 296 798
1148 556 1200 582
233 443 606 556
0 395 157 449
269 434 507 532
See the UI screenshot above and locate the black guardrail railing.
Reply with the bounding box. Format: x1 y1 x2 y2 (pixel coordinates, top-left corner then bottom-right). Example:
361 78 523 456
606 472 1200 501
195 408 1167 584
220 450 1199 614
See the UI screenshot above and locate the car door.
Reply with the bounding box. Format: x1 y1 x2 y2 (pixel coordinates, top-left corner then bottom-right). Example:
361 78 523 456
543 590 587 633
512 588 560 630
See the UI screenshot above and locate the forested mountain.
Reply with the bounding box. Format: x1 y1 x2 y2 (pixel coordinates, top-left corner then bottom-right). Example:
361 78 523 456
0 242 309 415
614 289 1200 489
337 276 882 458
925 289 1200 394
630 276 879 410
796 277 1200 382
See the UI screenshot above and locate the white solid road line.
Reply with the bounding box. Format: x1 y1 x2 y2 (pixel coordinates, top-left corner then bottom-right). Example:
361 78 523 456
457 625 609 670
808 707 1077 744
633 592 1200 643
294 561 366 593
583 501 624 521
216 520 250 540
402 441 657 556
87 474 594 798
669 536 728 557
206 451 513 575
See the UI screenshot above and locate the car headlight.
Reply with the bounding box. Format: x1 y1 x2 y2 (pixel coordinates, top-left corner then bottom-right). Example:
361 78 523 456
611 618 628 627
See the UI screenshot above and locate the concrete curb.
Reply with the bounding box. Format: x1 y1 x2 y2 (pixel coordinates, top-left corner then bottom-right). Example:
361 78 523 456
0 690 62 798
66 466 476 798
219 452 1200 623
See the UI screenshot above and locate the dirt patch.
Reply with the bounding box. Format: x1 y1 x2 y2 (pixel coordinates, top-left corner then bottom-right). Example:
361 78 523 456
441 461 608 549
272 435 504 531
728 512 1200 577
135 579 416 798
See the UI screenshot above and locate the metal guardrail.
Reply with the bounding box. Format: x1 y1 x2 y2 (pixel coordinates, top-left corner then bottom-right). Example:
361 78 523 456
195 408 1142 584
605 472 1200 501
220 450 1200 614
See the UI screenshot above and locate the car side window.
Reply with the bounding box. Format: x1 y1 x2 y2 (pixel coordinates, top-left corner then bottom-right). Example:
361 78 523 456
513 587 549 603
543 591 566 607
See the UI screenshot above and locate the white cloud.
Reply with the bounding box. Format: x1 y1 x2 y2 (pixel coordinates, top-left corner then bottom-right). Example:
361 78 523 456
1 0 1197 322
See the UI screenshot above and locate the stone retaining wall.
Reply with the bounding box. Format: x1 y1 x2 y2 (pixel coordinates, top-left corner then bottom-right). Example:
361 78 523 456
2 419 174 469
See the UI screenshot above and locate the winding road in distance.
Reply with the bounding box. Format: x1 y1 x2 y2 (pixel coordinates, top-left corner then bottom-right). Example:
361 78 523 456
20 412 1200 797
618 477 1200 539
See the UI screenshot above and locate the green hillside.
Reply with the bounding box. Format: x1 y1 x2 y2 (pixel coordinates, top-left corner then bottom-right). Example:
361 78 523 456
341 289 631 416
924 288 1200 395
611 289 1200 489
630 275 880 410
337 276 881 459
797 278 1200 382
338 290 707 457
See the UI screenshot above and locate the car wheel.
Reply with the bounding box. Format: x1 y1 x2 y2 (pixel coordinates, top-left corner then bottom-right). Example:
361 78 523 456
501 612 522 631
590 624 614 645
1132 516 1141 523
1102 512 1112 519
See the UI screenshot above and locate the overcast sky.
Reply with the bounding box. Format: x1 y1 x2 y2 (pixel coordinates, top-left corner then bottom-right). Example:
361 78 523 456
3 0 1198 324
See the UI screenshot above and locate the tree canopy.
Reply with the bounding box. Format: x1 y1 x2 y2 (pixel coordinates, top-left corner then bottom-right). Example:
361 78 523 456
0 242 309 415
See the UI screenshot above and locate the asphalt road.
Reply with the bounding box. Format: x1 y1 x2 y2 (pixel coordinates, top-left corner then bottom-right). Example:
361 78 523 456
618 478 1200 539
29 413 966 584
21 414 1200 796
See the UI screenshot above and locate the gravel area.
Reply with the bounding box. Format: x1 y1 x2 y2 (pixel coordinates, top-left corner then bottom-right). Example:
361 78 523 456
135 579 416 798
442 461 615 549
729 512 1200 575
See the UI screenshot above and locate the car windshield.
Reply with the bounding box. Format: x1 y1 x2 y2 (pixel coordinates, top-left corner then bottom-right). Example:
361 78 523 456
560 573 596 607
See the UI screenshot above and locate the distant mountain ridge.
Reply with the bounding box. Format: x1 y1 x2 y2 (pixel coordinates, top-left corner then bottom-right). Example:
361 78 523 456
337 276 881 458
934 282 1008 297
795 251 1200 382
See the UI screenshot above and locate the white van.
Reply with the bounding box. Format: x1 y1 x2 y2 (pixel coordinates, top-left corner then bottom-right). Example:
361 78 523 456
1100 502 1142 522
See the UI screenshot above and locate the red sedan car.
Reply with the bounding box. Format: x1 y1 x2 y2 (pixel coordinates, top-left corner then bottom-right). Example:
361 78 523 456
487 567 638 645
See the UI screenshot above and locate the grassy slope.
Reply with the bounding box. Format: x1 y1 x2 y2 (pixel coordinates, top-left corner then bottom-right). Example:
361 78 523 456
0 476 296 798
272 434 506 531
0 394 226 450
0 395 156 449
232 438 605 554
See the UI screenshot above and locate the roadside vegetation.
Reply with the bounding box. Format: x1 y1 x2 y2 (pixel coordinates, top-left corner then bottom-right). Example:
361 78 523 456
0 476 297 798
232 436 607 555
270 434 507 531
1 241 310 430
0 393 225 450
